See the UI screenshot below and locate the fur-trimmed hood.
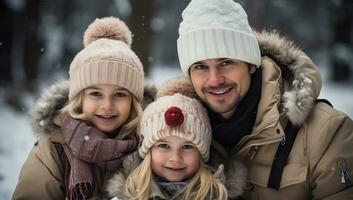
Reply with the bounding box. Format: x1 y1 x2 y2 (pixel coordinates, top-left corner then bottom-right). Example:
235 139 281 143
255 30 322 125
30 80 157 136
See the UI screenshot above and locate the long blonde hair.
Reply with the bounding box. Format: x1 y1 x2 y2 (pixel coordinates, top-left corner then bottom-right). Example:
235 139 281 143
125 152 228 200
62 91 143 139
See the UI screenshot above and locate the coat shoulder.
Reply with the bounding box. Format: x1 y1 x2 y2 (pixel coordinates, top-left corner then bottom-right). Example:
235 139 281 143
12 131 67 199
306 101 352 131
304 102 353 198
305 101 353 164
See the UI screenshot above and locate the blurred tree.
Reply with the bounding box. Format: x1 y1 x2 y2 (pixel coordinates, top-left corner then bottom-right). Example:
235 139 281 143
23 0 43 92
244 0 270 31
128 0 155 76
330 0 353 82
2 0 42 111
0 0 13 86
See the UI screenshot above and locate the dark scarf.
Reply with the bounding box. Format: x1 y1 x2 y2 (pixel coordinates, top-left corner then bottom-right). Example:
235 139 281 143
207 69 262 152
155 175 187 197
60 112 138 200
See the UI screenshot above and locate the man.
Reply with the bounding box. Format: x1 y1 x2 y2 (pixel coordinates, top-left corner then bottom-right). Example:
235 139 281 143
176 0 353 199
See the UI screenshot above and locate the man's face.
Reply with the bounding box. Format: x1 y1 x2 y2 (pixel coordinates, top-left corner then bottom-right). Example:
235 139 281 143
189 58 256 119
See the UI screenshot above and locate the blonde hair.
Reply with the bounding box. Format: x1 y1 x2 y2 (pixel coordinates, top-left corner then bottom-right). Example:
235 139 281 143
62 91 143 139
125 152 228 200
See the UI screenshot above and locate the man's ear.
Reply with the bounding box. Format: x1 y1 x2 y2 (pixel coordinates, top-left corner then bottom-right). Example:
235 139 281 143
249 64 257 74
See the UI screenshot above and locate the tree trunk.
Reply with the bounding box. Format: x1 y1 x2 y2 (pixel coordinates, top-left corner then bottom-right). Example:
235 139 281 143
128 0 155 77
23 0 42 91
0 1 13 86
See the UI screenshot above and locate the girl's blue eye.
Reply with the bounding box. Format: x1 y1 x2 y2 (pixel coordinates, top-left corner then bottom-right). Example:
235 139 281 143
158 143 169 149
89 91 102 96
114 92 126 97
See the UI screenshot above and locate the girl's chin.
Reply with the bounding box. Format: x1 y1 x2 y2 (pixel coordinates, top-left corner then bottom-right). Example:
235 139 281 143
96 126 116 134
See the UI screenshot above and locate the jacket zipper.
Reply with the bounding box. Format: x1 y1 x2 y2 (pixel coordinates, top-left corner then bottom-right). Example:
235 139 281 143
338 159 352 185
233 118 283 154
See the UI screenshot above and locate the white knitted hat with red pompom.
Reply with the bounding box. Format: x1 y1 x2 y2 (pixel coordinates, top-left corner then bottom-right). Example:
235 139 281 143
69 17 144 101
138 77 212 162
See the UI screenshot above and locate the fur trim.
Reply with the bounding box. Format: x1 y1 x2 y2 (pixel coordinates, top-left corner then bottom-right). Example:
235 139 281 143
121 151 143 175
105 151 142 198
256 30 320 125
83 17 132 47
225 159 247 198
141 79 158 110
31 80 157 136
106 172 128 199
30 80 69 136
156 76 198 99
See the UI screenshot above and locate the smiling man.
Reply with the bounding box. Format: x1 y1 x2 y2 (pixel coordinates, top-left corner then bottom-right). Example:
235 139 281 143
176 0 353 199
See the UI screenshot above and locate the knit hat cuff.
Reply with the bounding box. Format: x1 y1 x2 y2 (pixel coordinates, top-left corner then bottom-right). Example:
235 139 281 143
69 59 144 101
177 28 261 76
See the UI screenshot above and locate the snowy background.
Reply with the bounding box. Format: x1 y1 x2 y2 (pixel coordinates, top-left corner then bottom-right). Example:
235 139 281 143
1 0 353 199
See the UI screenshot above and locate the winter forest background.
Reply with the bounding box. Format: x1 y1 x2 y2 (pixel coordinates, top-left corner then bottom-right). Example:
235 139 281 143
1 0 353 199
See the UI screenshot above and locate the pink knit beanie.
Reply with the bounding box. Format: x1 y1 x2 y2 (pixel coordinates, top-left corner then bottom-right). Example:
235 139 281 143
138 77 212 161
68 17 144 101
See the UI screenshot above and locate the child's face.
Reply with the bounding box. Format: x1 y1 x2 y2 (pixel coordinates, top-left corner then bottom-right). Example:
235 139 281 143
82 84 132 134
151 135 200 182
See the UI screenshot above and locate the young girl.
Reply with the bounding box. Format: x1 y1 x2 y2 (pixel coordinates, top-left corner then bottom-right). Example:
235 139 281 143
12 17 153 200
107 78 247 200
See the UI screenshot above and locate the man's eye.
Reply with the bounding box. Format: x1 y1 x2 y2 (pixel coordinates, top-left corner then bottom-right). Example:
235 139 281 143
89 91 102 97
157 143 169 149
220 59 233 66
192 64 207 70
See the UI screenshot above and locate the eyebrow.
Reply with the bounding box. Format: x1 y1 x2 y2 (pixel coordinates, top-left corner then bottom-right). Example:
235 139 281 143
217 58 230 62
192 58 229 65
85 86 128 91
156 139 193 145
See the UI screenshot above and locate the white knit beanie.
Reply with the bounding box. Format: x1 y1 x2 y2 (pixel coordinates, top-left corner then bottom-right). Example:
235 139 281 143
138 77 212 161
69 17 144 101
177 0 261 76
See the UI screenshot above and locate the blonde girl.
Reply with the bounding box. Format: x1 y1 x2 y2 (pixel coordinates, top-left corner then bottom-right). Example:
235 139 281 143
12 17 149 200
107 78 232 200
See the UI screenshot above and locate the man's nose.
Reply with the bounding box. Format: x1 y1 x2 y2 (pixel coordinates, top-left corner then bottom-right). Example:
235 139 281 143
208 68 225 86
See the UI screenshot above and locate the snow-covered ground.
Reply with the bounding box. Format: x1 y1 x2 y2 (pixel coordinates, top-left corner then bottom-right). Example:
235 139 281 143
0 65 352 200
0 105 35 200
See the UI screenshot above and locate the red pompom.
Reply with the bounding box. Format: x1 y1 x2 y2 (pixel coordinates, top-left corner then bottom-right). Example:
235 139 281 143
164 106 184 127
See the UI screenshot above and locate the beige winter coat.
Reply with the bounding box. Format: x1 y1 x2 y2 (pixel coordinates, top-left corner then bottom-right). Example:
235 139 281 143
206 31 353 200
12 81 156 200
